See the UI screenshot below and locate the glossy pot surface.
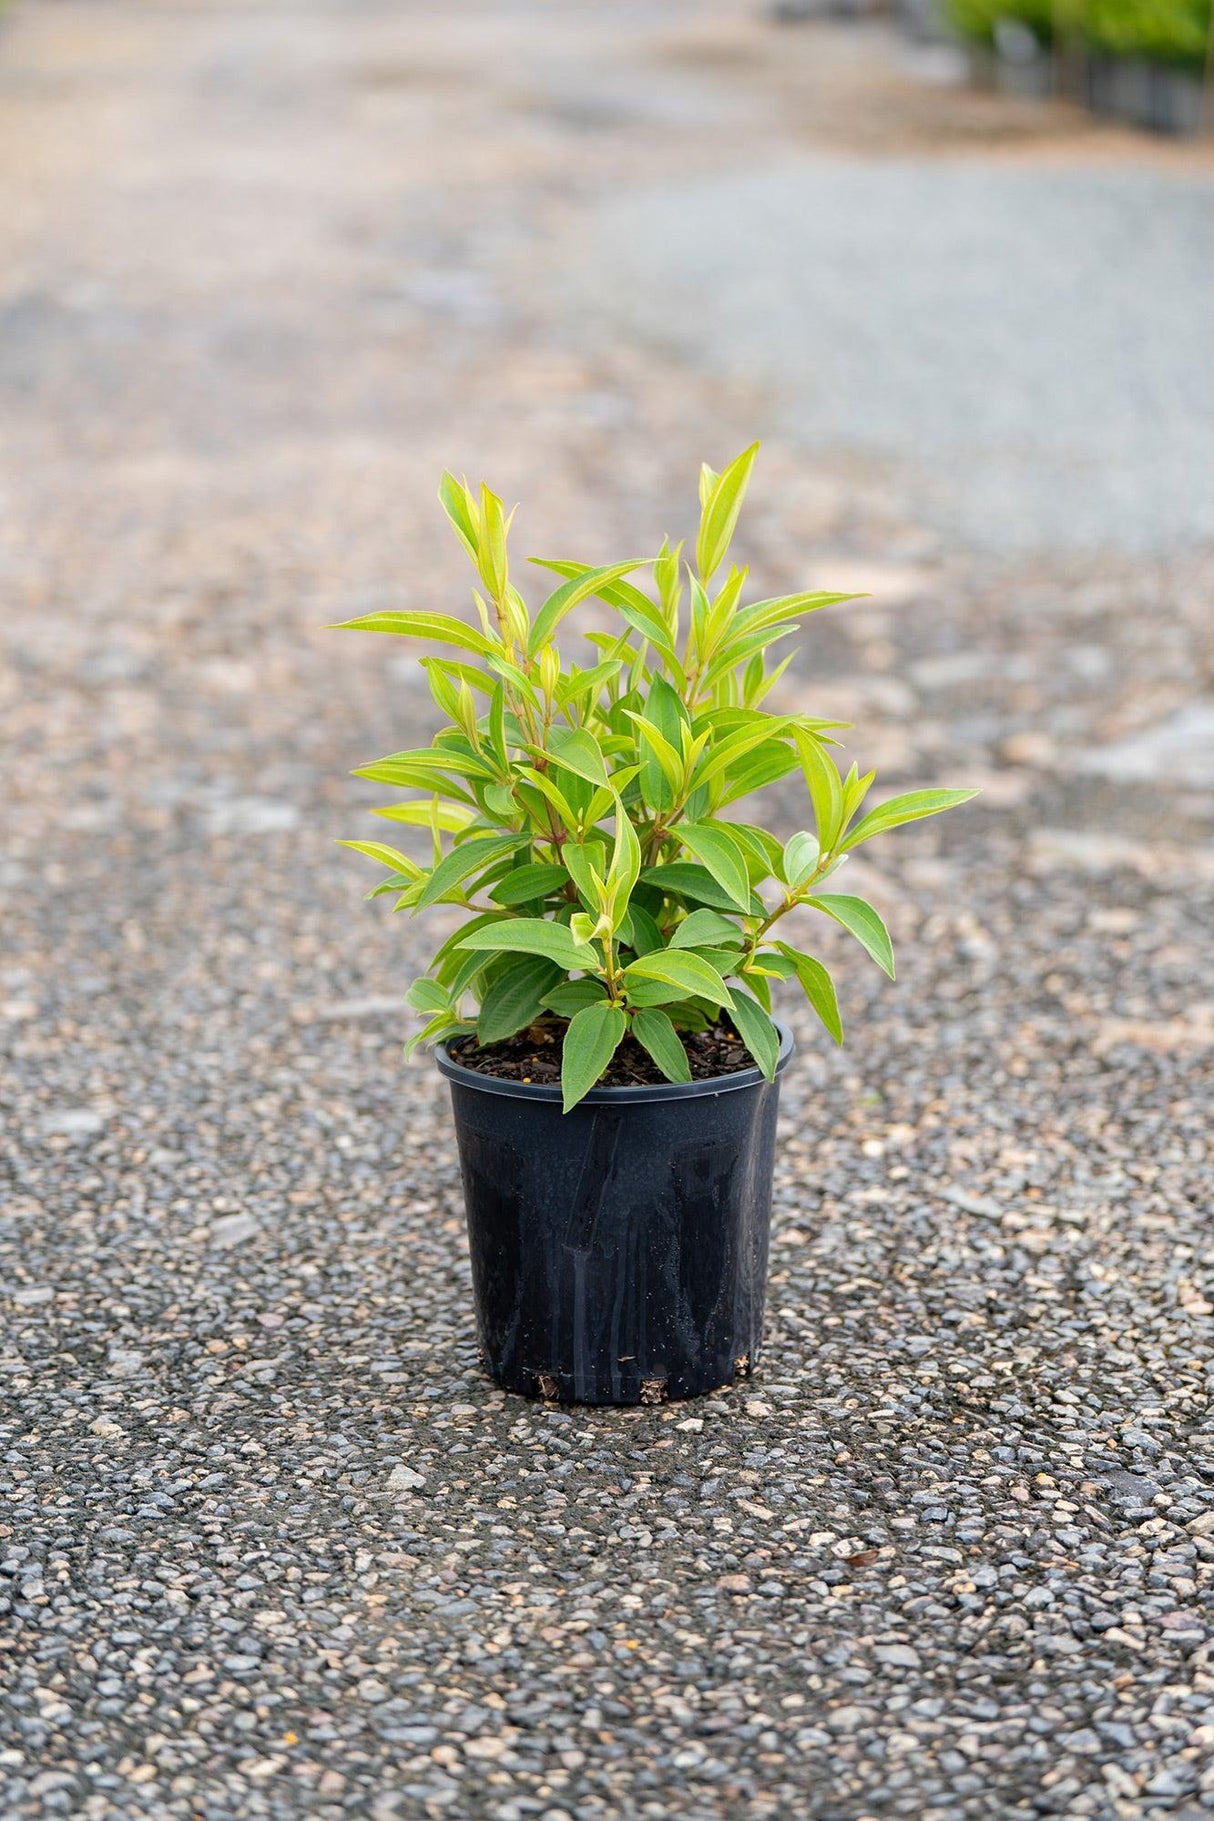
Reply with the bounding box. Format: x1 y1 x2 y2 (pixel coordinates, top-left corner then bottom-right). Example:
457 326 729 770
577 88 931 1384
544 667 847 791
435 1026 794 1405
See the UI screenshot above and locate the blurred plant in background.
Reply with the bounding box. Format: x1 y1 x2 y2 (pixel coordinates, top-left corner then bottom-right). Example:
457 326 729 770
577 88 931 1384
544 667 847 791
946 0 1211 72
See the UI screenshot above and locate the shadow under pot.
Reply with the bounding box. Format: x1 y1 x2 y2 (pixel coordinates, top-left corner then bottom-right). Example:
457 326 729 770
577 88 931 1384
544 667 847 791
435 1025 795 1407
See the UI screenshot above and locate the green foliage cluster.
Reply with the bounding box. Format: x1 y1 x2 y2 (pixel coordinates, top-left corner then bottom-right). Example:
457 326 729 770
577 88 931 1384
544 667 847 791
338 449 975 1111
1085 0 1210 67
947 0 1210 69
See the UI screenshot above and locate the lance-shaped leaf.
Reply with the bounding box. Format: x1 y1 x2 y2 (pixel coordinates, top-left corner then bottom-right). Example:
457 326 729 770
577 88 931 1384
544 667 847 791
547 726 609 788
372 801 476 833
676 822 752 913
775 942 843 1044
640 861 764 916
625 950 735 1011
528 561 652 654
631 1008 692 1084
477 954 563 1045
806 894 895 979
696 443 759 584
561 1001 627 1112
438 471 481 566
332 610 499 659
726 988 781 1082
457 917 600 971
842 788 979 850
337 839 424 877
794 731 845 851
489 863 568 906
670 908 743 950
415 834 522 911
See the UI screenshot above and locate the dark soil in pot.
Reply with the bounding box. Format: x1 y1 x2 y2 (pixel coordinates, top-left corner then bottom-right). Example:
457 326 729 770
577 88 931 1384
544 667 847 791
436 1023 794 1407
450 1013 758 1087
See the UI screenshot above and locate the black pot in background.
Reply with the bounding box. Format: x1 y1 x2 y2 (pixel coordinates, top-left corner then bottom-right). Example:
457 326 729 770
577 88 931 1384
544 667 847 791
435 1026 795 1406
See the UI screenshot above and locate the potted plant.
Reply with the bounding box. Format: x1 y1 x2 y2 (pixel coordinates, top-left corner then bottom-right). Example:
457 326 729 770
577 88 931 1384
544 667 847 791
337 448 975 1405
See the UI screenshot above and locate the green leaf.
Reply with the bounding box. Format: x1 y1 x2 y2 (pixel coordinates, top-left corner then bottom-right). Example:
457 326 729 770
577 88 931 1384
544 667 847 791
624 711 684 799
457 918 600 971
676 822 752 912
714 740 799 806
783 830 820 887
622 978 696 1008
620 902 663 956
631 1009 692 1084
371 802 476 834
489 863 568 906
794 731 845 850
336 839 423 877
548 726 609 788
843 788 979 850
726 988 781 1082
561 1002 627 1112
562 839 607 906
640 862 763 915
806 894 895 979
477 955 563 1044
438 471 481 566
625 950 735 1010
415 835 520 912
331 611 498 659
528 561 651 654
606 807 642 918
406 977 449 1013
697 443 759 584
670 908 743 950
775 943 843 1044
541 978 609 1016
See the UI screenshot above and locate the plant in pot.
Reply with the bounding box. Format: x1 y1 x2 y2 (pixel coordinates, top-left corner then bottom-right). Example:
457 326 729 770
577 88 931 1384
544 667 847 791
338 447 975 1406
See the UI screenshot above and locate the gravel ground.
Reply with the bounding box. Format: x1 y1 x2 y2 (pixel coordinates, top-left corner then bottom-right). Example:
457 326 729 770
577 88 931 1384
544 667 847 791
1 4 1212 1819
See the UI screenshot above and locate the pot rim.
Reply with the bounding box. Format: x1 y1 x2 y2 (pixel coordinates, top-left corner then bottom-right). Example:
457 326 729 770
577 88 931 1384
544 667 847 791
434 1020 794 1105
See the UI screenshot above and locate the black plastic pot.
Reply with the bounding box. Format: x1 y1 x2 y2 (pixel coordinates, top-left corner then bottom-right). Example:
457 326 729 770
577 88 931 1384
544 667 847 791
435 1026 795 1406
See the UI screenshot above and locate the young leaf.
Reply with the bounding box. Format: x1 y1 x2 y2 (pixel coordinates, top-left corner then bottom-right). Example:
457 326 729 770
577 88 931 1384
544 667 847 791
775 943 843 1043
783 830 820 888
406 977 450 1014
806 894 895 979
414 835 521 912
528 561 651 654
438 471 481 566
477 955 563 1045
726 988 781 1082
625 950 735 1010
562 839 607 906
548 726 609 788
457 918 600 971
331 611 498 659
337 839 423 877
696 443 759 584
631 1009 692 1084
561 1001 627 1112
843 788 979 850
371 802 476 834
794 731 845 851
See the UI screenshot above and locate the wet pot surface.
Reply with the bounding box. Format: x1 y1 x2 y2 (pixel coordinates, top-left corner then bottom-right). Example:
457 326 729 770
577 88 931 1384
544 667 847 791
435 1027 794 1406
